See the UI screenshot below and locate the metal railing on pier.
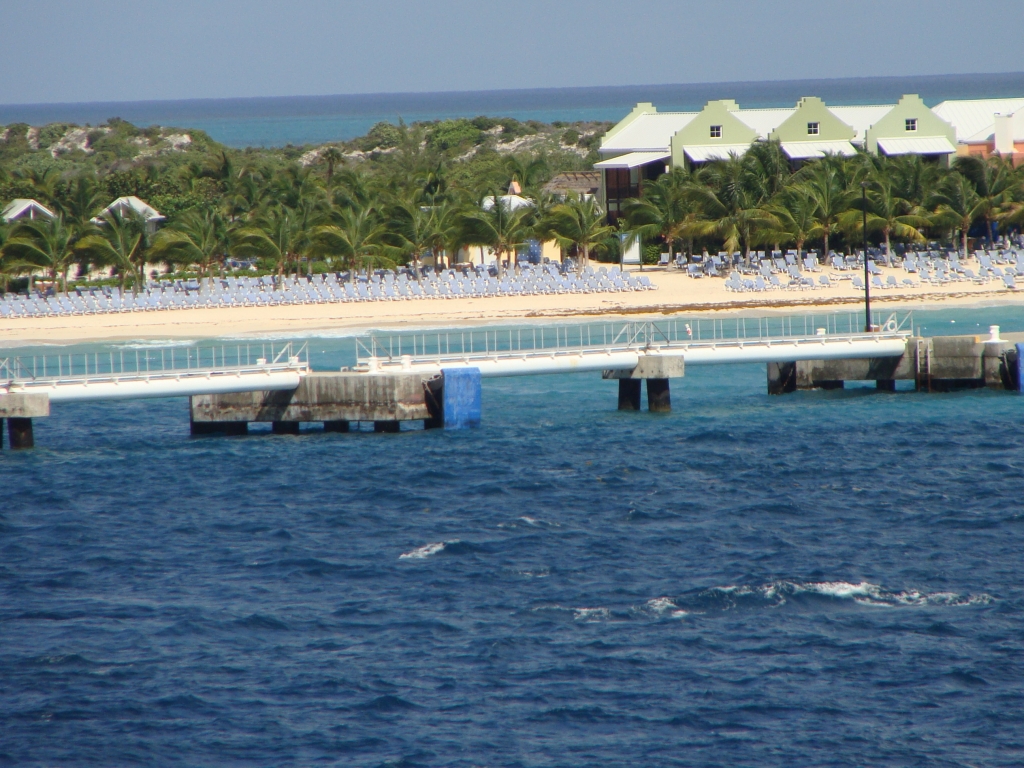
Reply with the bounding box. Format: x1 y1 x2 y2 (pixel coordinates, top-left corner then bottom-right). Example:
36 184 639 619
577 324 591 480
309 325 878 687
355 312 913 366
1 342 308 388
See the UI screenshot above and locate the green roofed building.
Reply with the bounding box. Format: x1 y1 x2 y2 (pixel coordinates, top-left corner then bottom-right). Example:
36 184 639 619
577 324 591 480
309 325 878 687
595 94 958 223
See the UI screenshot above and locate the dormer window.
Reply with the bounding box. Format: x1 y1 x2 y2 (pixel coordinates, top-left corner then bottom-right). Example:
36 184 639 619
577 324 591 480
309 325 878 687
807 122 819 136
905 118 918 132
710 125 722 139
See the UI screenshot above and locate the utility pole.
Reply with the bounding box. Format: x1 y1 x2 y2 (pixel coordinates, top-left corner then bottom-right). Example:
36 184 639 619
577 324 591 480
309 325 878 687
862 181 871 332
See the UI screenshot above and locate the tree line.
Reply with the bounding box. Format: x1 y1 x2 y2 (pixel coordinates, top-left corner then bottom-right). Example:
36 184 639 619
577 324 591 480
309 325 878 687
622 143 1024 265
1 135 1022 295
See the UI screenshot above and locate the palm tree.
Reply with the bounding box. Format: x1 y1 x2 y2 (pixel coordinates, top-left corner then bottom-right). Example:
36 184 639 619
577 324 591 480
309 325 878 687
505 154 549 195
231 207 309 284
622 169 700 267
53 173 105 231
309 206 386 279
1 215 80 293
930 172 987 257
148 209 229 277
764 185 823 255
842 175 929 257
798 160 858 258
461 193 535 277
547 194 616 272
321 146 344 189
74 212 150 293
424 200 465 269
687 156 775 263
386 198 436 277
952 155 1020 244
15 167 61 206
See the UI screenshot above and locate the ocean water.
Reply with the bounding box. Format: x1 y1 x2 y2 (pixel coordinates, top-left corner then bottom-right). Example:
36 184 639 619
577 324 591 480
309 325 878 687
3 72 1024 148
2 306 1024 766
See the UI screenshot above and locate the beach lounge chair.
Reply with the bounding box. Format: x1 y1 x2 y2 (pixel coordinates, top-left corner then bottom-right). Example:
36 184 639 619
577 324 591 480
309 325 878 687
1003 274 1016 289
852 275 865 290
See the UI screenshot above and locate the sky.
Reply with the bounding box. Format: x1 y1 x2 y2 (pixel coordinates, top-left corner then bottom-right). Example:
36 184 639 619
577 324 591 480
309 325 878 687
2 0 1021 105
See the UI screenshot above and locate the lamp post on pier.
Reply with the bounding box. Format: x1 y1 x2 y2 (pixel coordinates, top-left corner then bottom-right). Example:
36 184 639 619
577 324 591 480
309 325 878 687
862 181 871 332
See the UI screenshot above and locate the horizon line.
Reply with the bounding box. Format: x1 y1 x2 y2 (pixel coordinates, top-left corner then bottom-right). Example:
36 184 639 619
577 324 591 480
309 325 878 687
3 70 1024 110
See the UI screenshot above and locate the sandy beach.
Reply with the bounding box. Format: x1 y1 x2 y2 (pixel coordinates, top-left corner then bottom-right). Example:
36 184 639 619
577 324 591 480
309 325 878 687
1 264 1020 345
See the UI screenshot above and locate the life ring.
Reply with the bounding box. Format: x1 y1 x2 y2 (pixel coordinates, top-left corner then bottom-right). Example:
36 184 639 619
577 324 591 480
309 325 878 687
883 318 898 333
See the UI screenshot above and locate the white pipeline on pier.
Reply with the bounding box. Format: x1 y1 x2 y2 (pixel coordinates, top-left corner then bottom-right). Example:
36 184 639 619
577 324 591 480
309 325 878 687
1 342 308 403
357 316 913 378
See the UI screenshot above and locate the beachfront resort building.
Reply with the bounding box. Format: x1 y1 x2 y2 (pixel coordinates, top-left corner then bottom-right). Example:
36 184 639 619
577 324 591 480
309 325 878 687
2 198 56 223
933 98 1024 164
91 196 166 233
595 94 959 222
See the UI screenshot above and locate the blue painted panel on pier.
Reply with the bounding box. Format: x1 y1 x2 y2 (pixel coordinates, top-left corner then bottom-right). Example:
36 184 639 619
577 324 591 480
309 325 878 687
1017 344 1024 392
442 368 481 429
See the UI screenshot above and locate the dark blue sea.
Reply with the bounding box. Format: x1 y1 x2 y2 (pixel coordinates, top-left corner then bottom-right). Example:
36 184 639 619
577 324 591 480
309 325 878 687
2 72 1024 148
2 307 1024 766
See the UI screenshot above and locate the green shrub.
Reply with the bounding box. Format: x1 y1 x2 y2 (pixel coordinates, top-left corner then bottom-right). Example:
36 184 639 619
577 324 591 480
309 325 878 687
427 119 483 151
37 123 75 148
360 121 403 151
561 129 580 146
643 243 661 265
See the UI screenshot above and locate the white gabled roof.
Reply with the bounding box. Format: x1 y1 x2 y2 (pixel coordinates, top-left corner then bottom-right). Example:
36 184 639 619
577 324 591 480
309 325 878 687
932 98 1024 142
877 136 957 156
593 151 671 169
683 144 751 162
1 198 56 222
600 112 698 153
781 141 858 159
827 105 895 142
734 108 796 138
481 194 534 211
92 196 165 224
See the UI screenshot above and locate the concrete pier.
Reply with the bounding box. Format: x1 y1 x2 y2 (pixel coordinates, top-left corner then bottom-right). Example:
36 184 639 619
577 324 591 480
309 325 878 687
191 371 440 434
617 379 642 411
768 331 1023 394
646 379 671 412
605 356 684 412
0 394 49 449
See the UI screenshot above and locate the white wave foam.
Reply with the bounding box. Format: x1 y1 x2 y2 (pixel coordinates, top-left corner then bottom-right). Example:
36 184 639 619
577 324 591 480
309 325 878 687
113 339 199 349
399 541 453 560
646 597 688 618
707 580 993 608
573 607 610 622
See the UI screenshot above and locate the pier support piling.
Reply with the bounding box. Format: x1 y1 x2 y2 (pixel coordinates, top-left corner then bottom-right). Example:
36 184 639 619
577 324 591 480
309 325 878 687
876 379 897 392
0 394 49 448
8 418 34 449
323 420 350 433
190 419 247 436
272 421 301 435
374 420 400 433
646 379 671 412
617 379 642 411
767 362 796 395
1017 344 1024 392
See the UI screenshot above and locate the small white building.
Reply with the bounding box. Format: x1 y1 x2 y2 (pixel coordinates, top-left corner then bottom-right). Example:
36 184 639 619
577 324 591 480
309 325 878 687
2 198 56 223
91 196 166 233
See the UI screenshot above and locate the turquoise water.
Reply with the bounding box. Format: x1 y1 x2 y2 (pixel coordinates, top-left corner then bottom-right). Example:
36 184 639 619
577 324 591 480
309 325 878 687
2 72 1023 147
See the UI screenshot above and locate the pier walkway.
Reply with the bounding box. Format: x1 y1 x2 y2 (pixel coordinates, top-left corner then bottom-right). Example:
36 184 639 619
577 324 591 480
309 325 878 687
1 312 1021 448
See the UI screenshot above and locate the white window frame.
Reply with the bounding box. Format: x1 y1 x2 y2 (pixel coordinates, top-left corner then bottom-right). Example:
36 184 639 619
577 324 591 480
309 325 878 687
807 122 820 136
905 118 918 132
709 125 722 139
